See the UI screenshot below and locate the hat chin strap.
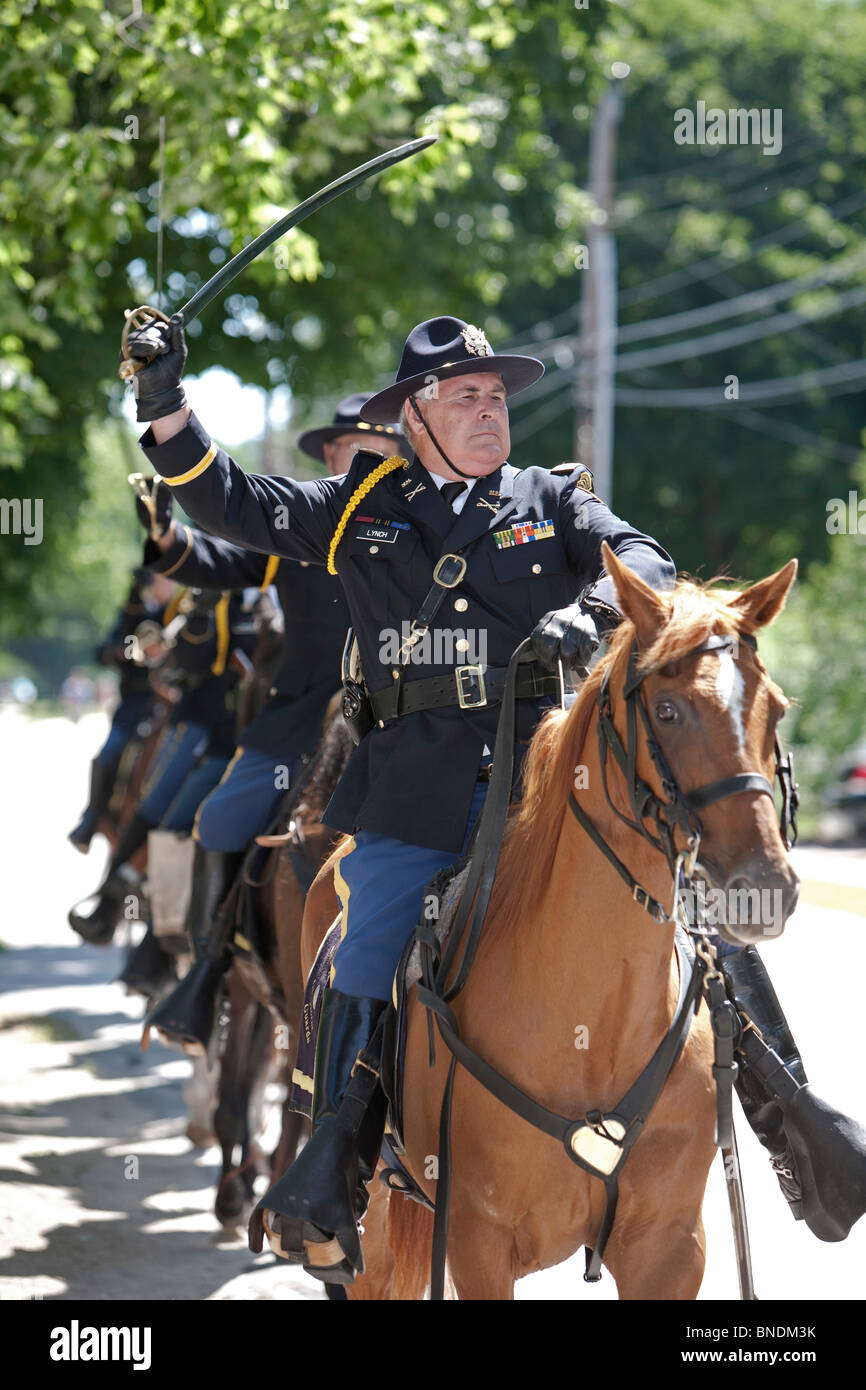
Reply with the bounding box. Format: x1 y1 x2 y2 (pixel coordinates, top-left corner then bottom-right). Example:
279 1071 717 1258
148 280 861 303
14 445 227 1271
407 394 475 482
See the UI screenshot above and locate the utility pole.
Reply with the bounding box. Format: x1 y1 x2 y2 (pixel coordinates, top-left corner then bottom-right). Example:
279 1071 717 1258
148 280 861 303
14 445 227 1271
575 74 625 504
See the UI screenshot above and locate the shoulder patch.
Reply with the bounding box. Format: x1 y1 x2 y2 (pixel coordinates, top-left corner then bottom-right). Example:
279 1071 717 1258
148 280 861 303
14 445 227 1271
551 460 594 491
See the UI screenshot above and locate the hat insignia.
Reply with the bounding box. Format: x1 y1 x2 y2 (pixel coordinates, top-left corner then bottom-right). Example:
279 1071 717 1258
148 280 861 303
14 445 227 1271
461 324 493 357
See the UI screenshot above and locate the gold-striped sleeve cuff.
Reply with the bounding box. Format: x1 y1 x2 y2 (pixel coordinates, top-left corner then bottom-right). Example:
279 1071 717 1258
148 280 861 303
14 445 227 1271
165 443 217 487
160 524 193 577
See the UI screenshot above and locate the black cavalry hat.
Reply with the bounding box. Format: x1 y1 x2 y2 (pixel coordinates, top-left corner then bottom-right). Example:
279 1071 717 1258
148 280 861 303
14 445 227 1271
359 316 545 424
297 392 407 462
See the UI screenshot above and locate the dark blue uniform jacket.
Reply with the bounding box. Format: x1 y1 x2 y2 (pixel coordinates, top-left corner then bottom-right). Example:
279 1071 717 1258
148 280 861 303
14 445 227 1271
144 526 347 762
141 414 676 853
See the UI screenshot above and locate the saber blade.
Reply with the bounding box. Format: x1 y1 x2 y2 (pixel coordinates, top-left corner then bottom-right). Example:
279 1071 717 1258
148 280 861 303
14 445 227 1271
179 134 436 325
119 134 436 381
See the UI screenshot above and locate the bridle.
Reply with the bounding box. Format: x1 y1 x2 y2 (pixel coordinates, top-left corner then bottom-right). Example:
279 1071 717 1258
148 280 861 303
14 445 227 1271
568 630 800 925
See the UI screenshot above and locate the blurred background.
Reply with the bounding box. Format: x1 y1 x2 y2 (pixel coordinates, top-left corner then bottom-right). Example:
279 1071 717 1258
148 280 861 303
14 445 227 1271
1 0 865 832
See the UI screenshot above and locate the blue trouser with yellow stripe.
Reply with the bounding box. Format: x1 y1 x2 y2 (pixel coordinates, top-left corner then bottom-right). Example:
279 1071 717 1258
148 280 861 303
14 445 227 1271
331 780 489 999
138 722 228 832
330 776 738 1000
194 746 289 851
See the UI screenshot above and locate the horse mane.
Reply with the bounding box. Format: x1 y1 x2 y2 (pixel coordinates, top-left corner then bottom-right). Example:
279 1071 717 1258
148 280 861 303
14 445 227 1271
295 694 355 822
487 574 754 940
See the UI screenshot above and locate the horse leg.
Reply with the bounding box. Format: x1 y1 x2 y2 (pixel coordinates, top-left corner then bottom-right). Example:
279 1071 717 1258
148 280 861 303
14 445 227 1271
237 1004 279 1204
270 1096 308 1183
345 1180 396 1301
441 1203 517 1301
183 1053 218 1150
605 1214 707 1300
214 975 263 1228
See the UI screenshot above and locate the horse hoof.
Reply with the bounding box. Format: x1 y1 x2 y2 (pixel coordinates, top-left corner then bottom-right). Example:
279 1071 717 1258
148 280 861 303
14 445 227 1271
186 1122 216 1149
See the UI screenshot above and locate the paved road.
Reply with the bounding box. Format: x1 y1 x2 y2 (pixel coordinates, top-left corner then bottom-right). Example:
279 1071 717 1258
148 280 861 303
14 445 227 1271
1 707 864 1302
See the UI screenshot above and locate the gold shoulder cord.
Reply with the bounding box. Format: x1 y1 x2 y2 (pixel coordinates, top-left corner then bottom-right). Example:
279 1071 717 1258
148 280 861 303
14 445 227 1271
260 555 280 590
326 455 409 575
162 587 185 625
210 592 231 675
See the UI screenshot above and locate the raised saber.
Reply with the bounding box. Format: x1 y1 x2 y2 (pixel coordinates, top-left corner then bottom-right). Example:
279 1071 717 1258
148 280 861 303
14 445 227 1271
119 134 437 379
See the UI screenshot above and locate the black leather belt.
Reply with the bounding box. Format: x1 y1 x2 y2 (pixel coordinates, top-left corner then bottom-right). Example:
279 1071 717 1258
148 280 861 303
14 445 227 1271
369 661 562 723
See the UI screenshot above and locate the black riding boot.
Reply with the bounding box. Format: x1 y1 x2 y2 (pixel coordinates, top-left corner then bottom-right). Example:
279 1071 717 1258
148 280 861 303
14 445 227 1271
144 846 243 1052
68 758 116 853
117 923 177 1000
68 811 152 945
249 988 388 1284
722 947 866 1242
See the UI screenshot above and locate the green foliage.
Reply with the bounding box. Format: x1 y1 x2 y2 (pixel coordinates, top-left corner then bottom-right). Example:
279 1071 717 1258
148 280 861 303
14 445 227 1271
761 457 866 787
1 0 865 768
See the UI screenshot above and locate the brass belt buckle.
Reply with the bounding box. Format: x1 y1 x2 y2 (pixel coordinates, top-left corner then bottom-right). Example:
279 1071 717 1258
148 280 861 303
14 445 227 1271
456 665 487 709
433 554 467 588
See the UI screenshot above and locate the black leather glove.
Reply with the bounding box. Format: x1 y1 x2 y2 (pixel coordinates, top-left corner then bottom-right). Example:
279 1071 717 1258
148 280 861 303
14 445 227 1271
530 605 600 674
134 476 174 538
125 313 188 422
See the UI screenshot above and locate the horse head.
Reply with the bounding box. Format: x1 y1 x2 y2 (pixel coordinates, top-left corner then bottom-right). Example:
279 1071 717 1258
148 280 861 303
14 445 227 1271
600 542 800 947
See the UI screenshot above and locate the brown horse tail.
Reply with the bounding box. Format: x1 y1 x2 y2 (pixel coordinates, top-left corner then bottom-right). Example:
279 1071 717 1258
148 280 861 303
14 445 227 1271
386 1193 453 1301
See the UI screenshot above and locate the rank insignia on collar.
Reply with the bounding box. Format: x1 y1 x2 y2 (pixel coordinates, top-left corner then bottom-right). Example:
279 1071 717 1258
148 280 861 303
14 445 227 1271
493 519 555 548
461 324 493 357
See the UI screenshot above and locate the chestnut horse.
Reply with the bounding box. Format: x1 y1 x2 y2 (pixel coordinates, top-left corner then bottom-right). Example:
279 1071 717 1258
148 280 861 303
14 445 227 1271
299 546 800 1299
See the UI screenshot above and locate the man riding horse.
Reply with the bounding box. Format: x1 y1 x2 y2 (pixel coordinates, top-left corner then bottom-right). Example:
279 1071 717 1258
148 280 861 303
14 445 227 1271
123 310 866 1286
138 395 406 1053
69 584 257 947
68 567 177 854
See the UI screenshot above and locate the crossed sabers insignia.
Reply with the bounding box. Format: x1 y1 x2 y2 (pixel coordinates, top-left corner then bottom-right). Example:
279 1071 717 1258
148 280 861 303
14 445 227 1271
476 497 499 513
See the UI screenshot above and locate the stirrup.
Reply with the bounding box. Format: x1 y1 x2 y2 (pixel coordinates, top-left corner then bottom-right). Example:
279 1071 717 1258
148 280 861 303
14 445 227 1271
260 1210 364 1285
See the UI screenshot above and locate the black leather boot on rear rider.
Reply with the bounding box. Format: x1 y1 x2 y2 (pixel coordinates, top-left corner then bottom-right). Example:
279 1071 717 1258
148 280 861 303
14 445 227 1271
144 846 243 1052
722 946 866 1242
249 988 389 1284
68 758 115 854
117 922 177 1001
68 810 152 946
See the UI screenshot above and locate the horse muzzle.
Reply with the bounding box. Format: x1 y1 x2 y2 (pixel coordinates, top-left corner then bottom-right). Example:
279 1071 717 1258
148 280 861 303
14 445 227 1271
689 856 800 947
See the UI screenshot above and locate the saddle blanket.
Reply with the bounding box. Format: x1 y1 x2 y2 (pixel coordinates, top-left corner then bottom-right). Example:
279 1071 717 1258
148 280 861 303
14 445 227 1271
289 915 342 1117
288 863 470 1132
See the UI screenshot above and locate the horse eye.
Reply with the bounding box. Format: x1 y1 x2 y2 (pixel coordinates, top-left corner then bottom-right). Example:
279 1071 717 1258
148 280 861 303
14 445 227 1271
655 700 678 723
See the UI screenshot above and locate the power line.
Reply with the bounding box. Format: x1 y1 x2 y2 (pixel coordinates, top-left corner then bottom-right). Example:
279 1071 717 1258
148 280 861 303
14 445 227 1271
612 281 866 374
510 385 575 446
508 237 866 359
611 357 866 407
617 188 866 310
707 406 862 465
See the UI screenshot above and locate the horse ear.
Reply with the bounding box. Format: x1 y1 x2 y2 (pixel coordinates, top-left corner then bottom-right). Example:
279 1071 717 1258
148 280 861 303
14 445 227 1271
729 558 798 632
600 541 668 644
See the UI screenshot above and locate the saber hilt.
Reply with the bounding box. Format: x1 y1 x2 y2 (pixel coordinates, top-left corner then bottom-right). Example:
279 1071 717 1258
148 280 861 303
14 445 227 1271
119 305 170 380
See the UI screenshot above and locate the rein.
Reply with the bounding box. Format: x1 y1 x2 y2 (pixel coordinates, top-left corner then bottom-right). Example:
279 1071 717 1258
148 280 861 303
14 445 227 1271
416 626 799 1300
